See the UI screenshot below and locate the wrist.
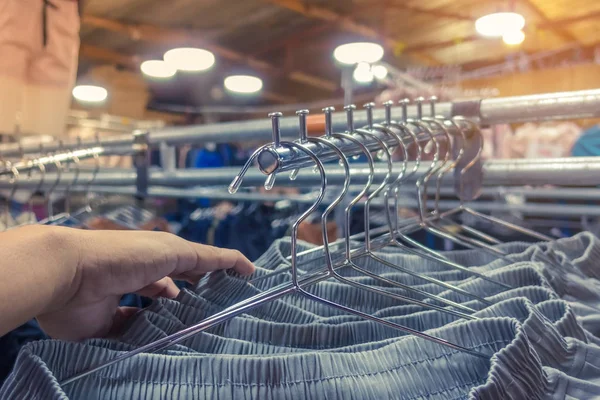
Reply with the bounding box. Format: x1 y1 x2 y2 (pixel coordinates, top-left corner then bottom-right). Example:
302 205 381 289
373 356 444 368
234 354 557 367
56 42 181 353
29 226 84 314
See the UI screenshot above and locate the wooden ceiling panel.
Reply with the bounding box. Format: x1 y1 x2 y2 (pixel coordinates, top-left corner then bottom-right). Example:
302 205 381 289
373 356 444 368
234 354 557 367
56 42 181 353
568 20 600 46
528 0 600 19
397 20 474 47
430 28 566 65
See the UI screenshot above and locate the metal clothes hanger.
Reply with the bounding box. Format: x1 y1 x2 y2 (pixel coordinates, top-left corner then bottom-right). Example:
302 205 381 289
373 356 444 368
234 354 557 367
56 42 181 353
248 104 507 293
400 98 511 258
4 162 19 230
435 116 553 243
406 105 560 272
384 99 460 253
2 143 26 229
376 101 513 290
278 115 489 358
344 104 494 306
59 112 489 387
39 145 65 225
255 112 489 355
14 152 46 227
302 106 478 315
412 99 513 259
70 135 102 225
423 100 502 246
48 144 81 226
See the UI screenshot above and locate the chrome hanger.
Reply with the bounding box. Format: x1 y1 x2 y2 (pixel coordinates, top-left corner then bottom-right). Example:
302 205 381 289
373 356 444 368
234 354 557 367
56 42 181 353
379 100 513 290
437 116 553 242
285 112 489 358
347 104 493 306
425 100 502 246
415 99 512 259
404 97 506 255
39 145 64 224
306 106 478 315
15 152 46 227
280 109 489 355
48 144 81 226
71 134 101 223
4 162 19 230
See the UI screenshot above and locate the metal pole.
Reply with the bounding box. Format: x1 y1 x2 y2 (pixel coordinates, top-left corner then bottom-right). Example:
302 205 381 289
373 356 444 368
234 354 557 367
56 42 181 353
1 89 600 157
1 158 600 189
47 184 600 217
0 144 139 176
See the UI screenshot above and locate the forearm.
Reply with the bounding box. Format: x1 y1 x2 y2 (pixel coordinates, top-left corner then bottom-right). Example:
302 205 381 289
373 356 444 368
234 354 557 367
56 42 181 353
0 226 80 336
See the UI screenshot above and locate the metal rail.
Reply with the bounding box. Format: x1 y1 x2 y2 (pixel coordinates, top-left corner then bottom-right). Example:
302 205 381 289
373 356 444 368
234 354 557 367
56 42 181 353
0 89 599 157
0 157 599 189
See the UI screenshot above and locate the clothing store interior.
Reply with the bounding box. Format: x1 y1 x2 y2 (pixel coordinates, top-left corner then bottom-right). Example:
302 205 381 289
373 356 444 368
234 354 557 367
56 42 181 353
3 0 600 398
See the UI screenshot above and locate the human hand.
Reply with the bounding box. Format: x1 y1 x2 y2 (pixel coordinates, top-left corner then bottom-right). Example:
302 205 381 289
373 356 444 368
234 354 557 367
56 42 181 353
36 228 254 341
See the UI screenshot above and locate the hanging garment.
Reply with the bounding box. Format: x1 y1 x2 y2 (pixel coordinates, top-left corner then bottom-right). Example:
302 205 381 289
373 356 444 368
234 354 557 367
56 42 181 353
6 235 600 398
572 124 600 157
0 0 79 136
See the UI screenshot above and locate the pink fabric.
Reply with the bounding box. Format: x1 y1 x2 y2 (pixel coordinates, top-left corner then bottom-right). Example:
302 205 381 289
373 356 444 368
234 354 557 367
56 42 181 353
481 122 581 159
509 122 581 159
0 0 79 135
0 0 79 86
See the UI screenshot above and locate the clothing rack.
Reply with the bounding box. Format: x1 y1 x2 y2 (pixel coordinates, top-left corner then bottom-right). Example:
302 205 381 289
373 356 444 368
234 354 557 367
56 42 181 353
0 89 597 224
33 185 600 218
20 88 600 387
0 144 139 177
0 89 599 158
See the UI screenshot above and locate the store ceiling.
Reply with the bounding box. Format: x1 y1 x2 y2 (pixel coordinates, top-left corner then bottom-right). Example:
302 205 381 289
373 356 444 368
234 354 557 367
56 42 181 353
78 0 600 109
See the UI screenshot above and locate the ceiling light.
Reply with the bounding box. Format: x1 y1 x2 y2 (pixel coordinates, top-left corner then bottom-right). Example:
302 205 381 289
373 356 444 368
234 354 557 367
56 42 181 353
164 47 215 72
502 29 525 45
333 42 384 65
224 75 263 94
372 64 388 80
475 12 525 37
355 61 371 72
353 65 374 83
140 60 176 79
72 85 108 103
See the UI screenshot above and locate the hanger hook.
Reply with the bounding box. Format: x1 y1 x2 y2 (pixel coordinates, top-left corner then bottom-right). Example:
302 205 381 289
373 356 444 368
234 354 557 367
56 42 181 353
364 102 410 236
420 96 454 216
301 138 350 273
63 142 81 215
324 104 375 259
452 116 484 204
430 109 467 214
26 155 46 225
5 162 19 229
232 111 289 193
46 144 63 220
83 132 101 211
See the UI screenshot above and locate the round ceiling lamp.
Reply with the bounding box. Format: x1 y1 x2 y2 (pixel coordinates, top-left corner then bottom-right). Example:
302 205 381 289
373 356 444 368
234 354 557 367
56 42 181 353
140 60 176 79
164 47 215 72
72 85 108 103
333 42 384 65
502 29 525 45
475 12 525 37
224 75 263 94
353 62 374 83
371 64 388 80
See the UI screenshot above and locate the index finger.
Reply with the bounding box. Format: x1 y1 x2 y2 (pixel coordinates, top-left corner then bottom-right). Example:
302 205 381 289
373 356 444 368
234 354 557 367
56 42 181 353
190 243 256 276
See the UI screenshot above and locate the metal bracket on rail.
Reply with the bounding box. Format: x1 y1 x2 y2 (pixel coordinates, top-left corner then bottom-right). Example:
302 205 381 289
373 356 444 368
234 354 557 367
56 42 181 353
133 130 150 200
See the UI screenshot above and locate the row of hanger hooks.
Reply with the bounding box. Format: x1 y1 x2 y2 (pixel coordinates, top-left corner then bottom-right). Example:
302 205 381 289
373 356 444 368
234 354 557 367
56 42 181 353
0 133 102 230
